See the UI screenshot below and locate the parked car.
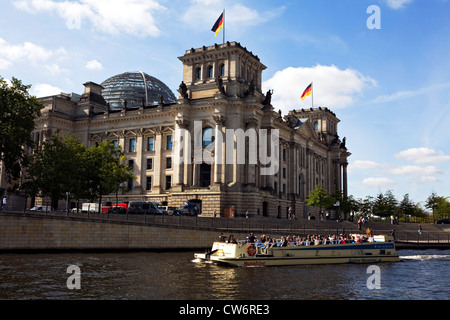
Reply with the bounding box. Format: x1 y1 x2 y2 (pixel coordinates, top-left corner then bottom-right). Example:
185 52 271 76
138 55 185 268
152 202 167 215
30 206 52 212
179 202 199 216
162 206 180 216
127 201 164 215
436 218 450 224
107 206 127 214
102 203 127 214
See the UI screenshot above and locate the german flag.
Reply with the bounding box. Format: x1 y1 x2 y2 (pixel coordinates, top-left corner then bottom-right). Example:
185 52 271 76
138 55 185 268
301 83 312 100
211 13 224 37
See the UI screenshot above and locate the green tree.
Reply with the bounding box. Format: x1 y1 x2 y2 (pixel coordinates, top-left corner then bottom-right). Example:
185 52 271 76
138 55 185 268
0 77 41 183
425 192 450 222
83 140 134 212
24 134 86 209
328 190 359 220
306 184 332 217
24 136 134 211
398 193 415 222
373 190 397 220
359 196 374 218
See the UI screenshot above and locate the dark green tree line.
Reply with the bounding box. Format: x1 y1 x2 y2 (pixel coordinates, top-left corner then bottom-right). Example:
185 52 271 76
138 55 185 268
0 77 42 184
24 134 134 211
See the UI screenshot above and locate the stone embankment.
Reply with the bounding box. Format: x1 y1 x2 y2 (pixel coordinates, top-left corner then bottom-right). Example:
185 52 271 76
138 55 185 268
0 211 449 251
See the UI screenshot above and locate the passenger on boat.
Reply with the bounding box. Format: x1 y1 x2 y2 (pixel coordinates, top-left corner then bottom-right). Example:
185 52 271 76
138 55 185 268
247 233 256 243
314 236 321 246
280 237 288 247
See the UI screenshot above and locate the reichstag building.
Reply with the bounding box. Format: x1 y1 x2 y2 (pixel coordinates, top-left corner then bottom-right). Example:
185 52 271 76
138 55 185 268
4 42 351 218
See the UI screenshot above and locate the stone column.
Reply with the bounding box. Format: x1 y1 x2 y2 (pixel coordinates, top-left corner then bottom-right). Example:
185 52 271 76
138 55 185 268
174 120 189 189
342 161 348 198
213 115 225 184
152 128 162 193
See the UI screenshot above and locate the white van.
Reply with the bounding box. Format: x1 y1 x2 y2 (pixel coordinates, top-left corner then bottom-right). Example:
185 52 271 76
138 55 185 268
81 203 99 213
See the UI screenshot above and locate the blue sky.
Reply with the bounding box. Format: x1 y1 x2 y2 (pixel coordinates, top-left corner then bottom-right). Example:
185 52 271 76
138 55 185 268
1 0 450 206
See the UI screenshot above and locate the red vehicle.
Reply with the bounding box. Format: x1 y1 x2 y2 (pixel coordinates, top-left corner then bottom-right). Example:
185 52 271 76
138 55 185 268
102 203 128 214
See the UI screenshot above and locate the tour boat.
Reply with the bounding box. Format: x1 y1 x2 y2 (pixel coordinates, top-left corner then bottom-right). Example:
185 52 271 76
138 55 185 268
194 234 399 267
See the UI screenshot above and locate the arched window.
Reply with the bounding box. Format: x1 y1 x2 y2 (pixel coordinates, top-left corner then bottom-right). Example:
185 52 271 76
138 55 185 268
202 127 214 146
208 66 213 78
196 67 202 80
220 64 225 76
314 121 319 130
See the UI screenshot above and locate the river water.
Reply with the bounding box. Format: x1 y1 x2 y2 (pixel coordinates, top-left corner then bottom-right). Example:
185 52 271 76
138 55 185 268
0 249 449 300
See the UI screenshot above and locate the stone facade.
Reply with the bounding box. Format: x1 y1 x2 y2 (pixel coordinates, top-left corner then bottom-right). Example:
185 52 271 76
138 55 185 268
2 42 350 218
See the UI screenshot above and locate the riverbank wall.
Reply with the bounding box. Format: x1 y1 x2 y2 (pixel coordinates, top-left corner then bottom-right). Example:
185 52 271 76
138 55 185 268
1 211 449 252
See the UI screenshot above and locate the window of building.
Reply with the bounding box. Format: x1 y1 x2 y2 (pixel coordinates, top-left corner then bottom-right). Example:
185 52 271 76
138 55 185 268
147 137 154 151
283 168 286 178
166 157 172 169
146 176 152 191
165 175 172 190
129 138 136 152
147 158 153 170
166 135 173 150
112 140 118 150
283 148 286 161
208 65 213 78
202 127 213 146
314 121 319 130
220 64 225 76
196 67 201 80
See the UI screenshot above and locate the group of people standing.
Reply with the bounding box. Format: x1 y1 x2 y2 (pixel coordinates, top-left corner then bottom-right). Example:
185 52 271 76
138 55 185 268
245 232 376 248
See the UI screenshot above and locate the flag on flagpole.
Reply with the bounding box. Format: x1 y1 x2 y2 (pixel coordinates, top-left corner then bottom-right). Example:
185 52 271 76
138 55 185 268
211 12 224 37
301 83 312 100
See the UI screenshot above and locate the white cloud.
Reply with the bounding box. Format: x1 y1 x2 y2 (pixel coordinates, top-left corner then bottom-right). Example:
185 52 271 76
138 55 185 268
85 59 103 71
415 176 438 183
0 37 67 71
362 177 396 187
0 37 52 63
395 147 450 164
182 0 285 31
14 0 166 37
388 165 442 176
349 160 383 171
385 0 413 9
262 65 376 111
371 82 450 104
31 83 64 97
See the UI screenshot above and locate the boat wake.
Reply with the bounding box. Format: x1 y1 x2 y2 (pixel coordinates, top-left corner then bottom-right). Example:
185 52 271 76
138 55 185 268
191 258 213 264
400 254 450 261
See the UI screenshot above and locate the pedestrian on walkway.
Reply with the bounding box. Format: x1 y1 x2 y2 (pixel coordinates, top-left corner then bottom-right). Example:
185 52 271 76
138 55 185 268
418 224 422 235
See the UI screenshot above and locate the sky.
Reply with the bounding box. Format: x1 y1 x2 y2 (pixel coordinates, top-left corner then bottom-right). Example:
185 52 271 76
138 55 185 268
1 0 450 206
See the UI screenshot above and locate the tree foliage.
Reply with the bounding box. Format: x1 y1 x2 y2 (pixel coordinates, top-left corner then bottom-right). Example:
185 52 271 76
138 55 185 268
24 135 134 210
425 192 450 222
306 184 333 213
0 77 41 182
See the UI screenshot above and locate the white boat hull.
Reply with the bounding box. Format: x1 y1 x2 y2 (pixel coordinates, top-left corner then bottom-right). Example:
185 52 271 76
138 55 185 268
195 236 399 267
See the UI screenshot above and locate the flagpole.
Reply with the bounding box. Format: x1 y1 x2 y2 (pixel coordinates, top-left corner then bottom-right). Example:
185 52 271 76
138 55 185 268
222 9 225 45
311 81 314 108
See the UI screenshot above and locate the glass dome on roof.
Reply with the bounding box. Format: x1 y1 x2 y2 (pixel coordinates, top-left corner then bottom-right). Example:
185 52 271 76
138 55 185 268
101 71 176 110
